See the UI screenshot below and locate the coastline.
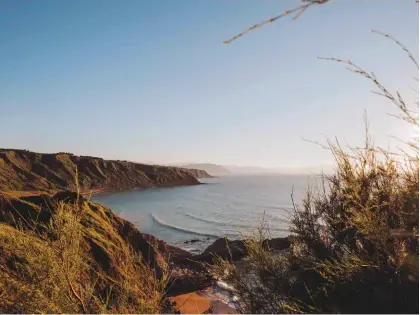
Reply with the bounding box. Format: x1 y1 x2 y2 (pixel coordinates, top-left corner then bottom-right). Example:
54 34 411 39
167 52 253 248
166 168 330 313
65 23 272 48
85 180 207 197
0 149 211 195
1 181 207 199
0 187 292 314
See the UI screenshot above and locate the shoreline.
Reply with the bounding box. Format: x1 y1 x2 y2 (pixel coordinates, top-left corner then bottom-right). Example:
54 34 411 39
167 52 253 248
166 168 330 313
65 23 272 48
86 180 208 197
0 188 292 314
1 181 207 199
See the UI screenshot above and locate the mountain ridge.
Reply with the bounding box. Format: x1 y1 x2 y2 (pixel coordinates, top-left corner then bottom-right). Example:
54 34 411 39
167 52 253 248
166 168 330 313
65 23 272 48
173 162 333 176
0 149 211 194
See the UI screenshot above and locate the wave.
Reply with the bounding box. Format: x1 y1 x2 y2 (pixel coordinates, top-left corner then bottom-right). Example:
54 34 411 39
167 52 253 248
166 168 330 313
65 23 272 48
184 212 290 231
184 212 254 229
150 214 231 238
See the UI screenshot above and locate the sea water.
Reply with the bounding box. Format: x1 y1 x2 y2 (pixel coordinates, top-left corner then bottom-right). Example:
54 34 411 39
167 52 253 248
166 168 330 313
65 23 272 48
92 174 320 252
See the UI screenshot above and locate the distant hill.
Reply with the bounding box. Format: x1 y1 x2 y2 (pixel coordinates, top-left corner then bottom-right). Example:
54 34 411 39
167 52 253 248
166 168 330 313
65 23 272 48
176 163 333 176
178 163 231 177
225 164 334 175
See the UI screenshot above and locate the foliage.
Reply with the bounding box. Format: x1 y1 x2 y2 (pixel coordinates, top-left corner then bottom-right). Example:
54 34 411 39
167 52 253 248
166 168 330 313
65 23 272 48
211 1 419 313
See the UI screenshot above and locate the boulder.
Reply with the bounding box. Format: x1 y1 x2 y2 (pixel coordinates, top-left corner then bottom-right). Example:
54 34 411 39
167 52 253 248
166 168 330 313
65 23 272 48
263 236 291 251
179 236 292 268
201 238 246 261
184 238 200 244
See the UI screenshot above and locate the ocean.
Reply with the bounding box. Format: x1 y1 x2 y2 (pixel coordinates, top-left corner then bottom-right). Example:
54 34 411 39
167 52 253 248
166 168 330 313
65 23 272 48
92 174 320 253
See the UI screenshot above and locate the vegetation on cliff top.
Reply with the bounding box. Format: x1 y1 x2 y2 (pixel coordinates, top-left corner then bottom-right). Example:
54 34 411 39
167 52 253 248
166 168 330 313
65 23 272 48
0 149 209 194
0 191 173 313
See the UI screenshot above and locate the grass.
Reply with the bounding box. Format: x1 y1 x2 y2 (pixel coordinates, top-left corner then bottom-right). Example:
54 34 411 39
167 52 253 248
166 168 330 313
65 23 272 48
0 194 170 314
209 113 418 313
1 2 417 314
208 2 419 313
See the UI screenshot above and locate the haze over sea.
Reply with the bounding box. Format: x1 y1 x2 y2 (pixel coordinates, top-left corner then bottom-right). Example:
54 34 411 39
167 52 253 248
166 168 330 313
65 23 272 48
93 174 319 252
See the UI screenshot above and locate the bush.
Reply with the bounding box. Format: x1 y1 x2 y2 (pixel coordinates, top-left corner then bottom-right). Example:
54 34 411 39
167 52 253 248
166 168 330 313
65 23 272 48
210 5 419 313
210 108 418 313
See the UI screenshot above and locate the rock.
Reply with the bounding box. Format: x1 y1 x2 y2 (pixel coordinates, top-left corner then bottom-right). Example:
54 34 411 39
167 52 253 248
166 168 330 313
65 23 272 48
143 233 192 262
263 236 291 251
184 238 201 244
167 269 215 296
202 238 246 261
203 238 244 255
178 236 292 268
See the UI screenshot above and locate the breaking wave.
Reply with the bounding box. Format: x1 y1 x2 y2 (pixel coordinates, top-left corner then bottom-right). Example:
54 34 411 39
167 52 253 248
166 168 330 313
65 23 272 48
150 213 228 238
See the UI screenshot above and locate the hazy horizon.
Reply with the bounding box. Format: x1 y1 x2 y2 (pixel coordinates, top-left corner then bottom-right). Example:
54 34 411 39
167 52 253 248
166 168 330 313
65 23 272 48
170 162 333 173
1 0 418 169
0 146 332 172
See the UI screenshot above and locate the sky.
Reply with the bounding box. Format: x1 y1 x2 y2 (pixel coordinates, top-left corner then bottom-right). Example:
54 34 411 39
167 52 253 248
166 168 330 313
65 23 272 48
0 0 418 169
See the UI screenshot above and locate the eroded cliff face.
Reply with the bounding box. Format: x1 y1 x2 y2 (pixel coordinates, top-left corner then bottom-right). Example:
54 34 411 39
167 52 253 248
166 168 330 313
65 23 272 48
0 149 210 193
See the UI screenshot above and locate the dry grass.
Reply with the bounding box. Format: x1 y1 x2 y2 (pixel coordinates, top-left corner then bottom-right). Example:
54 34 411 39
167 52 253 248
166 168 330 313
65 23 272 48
0 196 169 314
209 104 418 313
210 3 419 313
223 0 331 44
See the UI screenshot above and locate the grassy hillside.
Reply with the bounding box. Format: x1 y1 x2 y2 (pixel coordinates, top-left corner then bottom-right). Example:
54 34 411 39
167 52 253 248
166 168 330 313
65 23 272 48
0 190 190 313
0 149 210 194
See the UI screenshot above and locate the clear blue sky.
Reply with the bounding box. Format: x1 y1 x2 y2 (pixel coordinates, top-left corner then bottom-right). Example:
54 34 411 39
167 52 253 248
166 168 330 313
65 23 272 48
0 0 418 168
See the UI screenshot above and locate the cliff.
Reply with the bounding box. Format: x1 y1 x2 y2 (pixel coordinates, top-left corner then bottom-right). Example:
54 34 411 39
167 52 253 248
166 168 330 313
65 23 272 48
0 190 290 313
0 149 211 193
0 191 169 274
0 190 190 312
